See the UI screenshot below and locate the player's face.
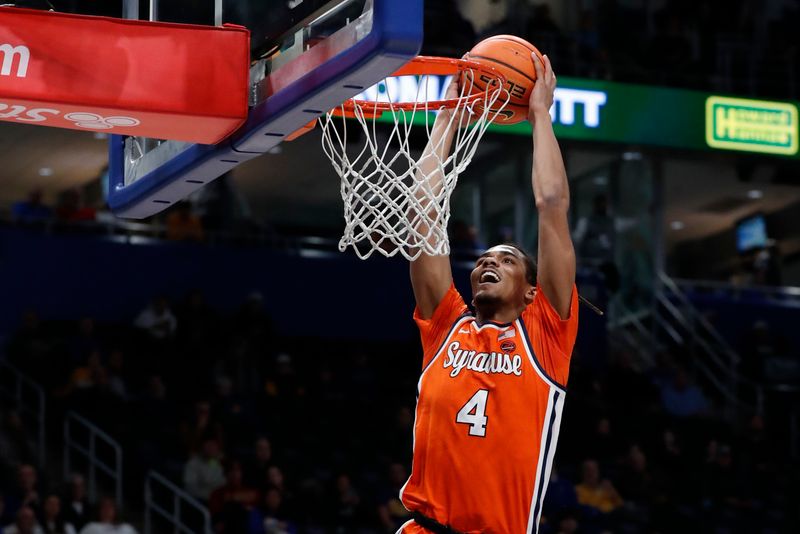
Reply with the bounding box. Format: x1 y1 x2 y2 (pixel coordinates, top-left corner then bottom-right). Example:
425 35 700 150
470 245 533 309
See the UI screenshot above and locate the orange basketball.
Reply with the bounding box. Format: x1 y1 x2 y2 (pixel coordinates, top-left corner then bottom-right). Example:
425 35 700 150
465 35 545 125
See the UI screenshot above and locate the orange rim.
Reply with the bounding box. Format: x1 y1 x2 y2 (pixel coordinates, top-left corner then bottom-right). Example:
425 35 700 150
331 56 507 118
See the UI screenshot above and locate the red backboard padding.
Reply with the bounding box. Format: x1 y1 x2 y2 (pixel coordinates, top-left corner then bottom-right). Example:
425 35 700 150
0 8 249 144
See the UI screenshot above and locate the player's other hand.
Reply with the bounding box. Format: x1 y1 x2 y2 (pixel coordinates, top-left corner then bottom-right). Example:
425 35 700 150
437 73 478 128
528 53 556 124
444 72 462 101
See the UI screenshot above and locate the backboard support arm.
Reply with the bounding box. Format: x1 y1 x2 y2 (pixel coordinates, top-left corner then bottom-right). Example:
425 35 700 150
122 0 223 26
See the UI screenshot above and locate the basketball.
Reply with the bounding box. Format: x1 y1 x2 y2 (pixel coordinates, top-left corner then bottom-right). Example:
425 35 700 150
465 35 545 124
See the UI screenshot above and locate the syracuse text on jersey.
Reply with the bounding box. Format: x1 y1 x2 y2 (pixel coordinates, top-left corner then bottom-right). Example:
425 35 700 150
442 340 523 378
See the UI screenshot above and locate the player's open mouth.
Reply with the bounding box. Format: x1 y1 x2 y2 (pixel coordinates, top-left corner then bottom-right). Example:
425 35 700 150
480 271 500 284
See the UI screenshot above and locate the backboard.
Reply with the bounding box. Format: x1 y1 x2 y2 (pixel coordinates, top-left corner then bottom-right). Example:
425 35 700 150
107 0 423 218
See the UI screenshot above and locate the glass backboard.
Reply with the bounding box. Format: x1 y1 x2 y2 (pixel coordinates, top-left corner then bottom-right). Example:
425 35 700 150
106 0 422 218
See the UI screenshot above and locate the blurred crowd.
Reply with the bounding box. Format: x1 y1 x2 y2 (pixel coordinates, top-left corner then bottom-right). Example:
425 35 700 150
3 285 798 533
424 0 800 99
0 459 137 534
10 188 206 244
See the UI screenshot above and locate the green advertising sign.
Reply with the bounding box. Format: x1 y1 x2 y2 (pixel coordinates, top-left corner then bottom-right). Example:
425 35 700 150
705 96 798 155
490 78 798 158
366 75 800 157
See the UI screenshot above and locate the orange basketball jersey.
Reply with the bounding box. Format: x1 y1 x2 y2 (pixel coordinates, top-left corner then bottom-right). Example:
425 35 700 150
399 283 579 534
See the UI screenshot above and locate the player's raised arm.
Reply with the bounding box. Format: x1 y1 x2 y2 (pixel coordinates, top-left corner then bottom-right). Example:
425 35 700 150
528 54 576 318
408 78 464 318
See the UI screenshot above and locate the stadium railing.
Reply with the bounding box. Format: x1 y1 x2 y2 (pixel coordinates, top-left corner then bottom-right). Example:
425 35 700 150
0 359 46 467
656 272 765 417
144 470 212 534
63 411 123 507
674 278 800 305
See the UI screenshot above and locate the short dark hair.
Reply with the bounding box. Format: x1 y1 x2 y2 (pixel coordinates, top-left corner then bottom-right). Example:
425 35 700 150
501 243 537 285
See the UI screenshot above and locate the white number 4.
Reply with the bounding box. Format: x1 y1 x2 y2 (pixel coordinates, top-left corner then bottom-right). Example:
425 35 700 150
456 389 489 437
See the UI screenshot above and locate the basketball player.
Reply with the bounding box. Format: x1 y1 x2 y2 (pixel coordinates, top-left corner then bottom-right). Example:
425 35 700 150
399 53 578 534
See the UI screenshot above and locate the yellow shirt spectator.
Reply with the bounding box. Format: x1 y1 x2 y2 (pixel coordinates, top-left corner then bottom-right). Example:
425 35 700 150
575 459 624 513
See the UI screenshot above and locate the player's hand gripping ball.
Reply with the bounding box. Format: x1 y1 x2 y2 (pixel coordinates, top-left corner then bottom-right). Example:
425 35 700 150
463 35 546 125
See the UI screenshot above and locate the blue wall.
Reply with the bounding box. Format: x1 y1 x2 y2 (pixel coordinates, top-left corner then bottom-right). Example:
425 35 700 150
0 228 606 356
685 289 800 353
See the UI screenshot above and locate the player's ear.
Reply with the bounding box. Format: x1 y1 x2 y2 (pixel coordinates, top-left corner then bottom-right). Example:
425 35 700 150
523 284 536 305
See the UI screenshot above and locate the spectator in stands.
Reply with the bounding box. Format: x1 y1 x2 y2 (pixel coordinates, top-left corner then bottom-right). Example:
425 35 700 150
104 350 127 401
616 445 658 512
542 468 578 522
209 460 260 532
740 320 793 384
62 476 89 532
133 297 177 341
701 441 747 525
11 189 52 224
247 487 295 534
11 188 51 222
3 506 42 534
656 428 683 469
379 405 414 465
59 350 105 396
330 473 361 530
5 465 42 520
232 291 274 392
752 244 782 286
377 463 411 532
77 497 136 534
260 466 295 523
68 318 100 370
574 459 624 514
591 417 623 467
244 438 274 490
211 461 257 512
212 375 256 450
39 495 76 534
131 375 177 461
183 437 226 501
0 409 36 474
6 311 52 380
659 367 710 418
263 353 304 406
165 202 205 242
11 188 49 222
551 510 580 534
572 194 624 293
264 467 286 497
180 400 224 455
54 189 95 223
606 349 660 412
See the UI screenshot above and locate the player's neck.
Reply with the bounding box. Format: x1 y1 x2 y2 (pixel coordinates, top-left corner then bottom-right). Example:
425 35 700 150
474 302 525 325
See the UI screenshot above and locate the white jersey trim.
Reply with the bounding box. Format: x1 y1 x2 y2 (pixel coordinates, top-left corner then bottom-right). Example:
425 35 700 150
469 319 513 332
525 386 564 534
516 319 566 392
418 315 473 391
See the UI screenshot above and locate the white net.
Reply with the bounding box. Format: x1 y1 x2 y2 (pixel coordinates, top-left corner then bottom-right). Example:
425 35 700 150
319 62 510 260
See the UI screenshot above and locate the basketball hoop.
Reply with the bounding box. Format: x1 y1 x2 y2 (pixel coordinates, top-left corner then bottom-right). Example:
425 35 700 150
320 56 511 260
